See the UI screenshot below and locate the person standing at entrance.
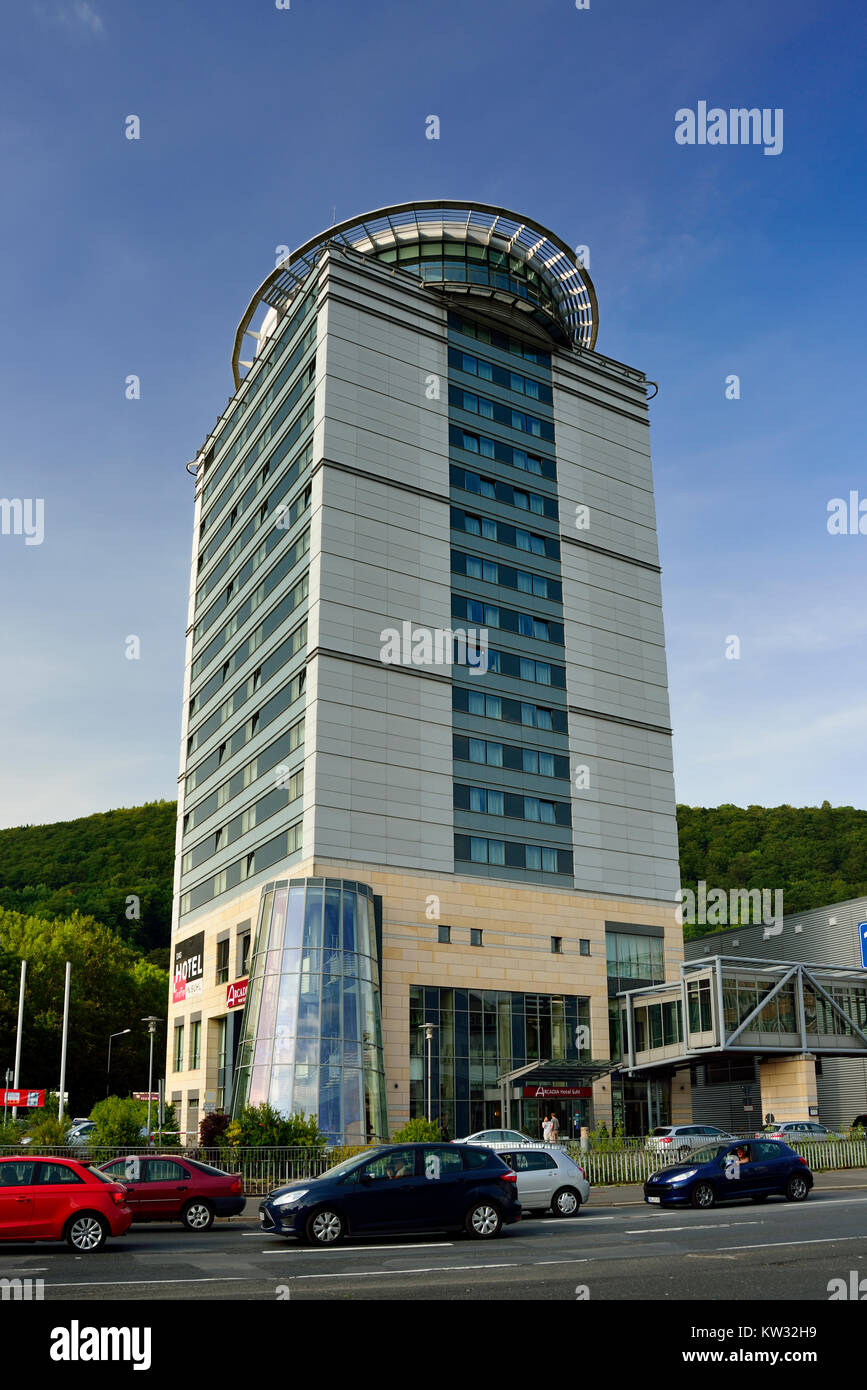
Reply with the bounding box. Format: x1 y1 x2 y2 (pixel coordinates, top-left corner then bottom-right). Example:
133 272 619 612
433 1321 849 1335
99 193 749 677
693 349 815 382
542 1113 552 1143
549 1111 560 1144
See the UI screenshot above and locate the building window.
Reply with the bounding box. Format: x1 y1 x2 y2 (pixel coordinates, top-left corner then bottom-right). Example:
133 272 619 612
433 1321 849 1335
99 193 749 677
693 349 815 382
189 1020 201 1070
471 929 483 948
551 936 562 954
579 939 590 956
438 925 451 944
216 938 230 985
173 1025 184 1073
238 929 251 977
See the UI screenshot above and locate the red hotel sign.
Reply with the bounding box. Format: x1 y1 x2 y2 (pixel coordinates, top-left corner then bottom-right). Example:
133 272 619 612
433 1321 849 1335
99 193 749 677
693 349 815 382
227 977 249 1010
522 1085 592 1100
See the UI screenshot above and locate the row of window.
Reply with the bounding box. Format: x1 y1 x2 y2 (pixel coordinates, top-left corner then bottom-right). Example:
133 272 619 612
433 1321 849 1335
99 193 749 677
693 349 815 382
202 303 316 511
406 259 557 315
179 819 303 916
452 595 563 646
447 311 552 366
435 925 589 956
198 437 312 576
197 393 314 571
455 784 571 827
185 666 306 795
454 834 573 876
192 566 308 682
450 386 555 442
376 242 557 309
452 549 563 603
451 507 559 561
452 685 568 734
452 733 569 780
449 425 556 480
183 716 305 834
189 615 306 725
454 645 566 689
198 474 311 607
194 522 309 644
448 348 553 404
204 285 314 477
182 768 303 876
450 464 557 520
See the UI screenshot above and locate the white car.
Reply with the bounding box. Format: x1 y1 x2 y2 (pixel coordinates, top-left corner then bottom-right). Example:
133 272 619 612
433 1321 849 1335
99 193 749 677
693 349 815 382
493 1142 590 1217
646 1124 736 1159
755 1121 839 1142
455 1128 536 1147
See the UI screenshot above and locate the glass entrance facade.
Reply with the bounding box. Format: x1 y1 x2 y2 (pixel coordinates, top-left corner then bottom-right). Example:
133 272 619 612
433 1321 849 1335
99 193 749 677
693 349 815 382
231 877 388 1142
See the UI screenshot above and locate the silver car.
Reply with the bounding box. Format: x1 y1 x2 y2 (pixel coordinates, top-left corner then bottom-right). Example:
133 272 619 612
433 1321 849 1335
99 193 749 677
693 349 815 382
493 1143 590 1217
456 1128 536 1147
646 1124 736 1159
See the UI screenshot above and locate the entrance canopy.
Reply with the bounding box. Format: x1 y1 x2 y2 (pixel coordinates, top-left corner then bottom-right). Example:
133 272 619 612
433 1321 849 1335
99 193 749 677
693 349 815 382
495 1059 614 1128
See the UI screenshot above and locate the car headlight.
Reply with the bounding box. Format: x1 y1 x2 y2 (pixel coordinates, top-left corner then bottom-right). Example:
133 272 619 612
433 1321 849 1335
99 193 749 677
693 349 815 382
668 1169 698 1182
273 1189 309 1207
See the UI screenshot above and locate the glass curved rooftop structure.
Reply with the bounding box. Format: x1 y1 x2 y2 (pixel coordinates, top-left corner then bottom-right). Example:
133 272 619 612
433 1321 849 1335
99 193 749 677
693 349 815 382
232 200 598 387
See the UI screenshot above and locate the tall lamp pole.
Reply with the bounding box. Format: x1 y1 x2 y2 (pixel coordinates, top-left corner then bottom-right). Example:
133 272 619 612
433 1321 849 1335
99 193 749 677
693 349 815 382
107 1029 132 1097
418 1022 438 1122
57 961 72 1122
11 960 26 1120
141 1017 162 1141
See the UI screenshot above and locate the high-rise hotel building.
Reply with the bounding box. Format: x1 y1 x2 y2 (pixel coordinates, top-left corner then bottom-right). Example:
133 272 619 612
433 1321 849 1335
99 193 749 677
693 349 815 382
167 201 685 1145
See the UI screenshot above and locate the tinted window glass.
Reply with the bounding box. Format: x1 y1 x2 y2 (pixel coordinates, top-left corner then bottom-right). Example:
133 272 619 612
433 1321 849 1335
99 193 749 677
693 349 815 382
0 1162 33 1188
755 1142 785 1161
360 1149 415 1181
185 1160 232 1177
524 1152 557 1171
422 1146 463 1175
461 1146 496 1170
145 1160 188 1183
36 1163 84 1185
650 1128 672 1137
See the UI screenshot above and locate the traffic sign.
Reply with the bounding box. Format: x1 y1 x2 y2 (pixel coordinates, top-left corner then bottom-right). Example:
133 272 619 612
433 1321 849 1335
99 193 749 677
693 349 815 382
859 922 867 969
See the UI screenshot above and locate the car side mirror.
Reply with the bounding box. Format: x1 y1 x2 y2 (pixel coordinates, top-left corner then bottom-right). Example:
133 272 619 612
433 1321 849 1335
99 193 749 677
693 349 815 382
360 1172 375 1186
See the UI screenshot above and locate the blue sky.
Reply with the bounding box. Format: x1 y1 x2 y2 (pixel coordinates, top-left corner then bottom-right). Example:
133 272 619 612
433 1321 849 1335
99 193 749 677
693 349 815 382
0 0 865 828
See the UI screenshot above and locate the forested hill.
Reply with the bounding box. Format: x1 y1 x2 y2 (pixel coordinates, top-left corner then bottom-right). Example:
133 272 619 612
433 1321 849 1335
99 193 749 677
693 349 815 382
678 802 867 937
1 801 866 952
0 801 176 953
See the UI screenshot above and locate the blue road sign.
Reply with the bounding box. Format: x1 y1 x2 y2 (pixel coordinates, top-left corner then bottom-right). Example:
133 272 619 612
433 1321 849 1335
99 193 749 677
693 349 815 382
859 923 867 969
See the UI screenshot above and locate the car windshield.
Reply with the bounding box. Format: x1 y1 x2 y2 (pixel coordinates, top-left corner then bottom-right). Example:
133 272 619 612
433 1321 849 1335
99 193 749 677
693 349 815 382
650 1127 673 1136
87 1168 116 1184
689 1144 729 1165
319 1150 382 1180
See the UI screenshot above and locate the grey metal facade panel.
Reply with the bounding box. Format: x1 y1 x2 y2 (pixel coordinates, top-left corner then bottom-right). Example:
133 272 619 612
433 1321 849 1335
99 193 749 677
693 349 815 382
683 895 867 970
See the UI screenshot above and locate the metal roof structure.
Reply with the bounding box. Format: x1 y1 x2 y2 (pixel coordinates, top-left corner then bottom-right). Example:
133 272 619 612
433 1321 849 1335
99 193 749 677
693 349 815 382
231 199 599 387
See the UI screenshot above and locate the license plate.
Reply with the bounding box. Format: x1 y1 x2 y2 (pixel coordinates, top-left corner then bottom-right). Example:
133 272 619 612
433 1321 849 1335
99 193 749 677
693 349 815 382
647 1196 661 1203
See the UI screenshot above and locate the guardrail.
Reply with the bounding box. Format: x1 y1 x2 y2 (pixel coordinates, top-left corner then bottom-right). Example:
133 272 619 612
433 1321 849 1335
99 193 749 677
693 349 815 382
3 1137 866 1192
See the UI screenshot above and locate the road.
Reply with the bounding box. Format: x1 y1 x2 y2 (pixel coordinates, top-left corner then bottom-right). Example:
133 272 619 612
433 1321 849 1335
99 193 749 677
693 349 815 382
2 1182 866 1302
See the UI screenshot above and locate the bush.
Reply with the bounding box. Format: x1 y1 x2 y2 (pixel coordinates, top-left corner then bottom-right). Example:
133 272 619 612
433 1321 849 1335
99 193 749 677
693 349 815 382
0 1118 25 1147
390 1118 442 1142
24 1111 72 1153
199 1111 231 1148
88 1096 149 1147
225 1104 327 1149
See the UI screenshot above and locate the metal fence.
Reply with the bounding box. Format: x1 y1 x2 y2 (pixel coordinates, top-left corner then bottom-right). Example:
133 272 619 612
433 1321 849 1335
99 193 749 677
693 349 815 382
3 1137 866 1193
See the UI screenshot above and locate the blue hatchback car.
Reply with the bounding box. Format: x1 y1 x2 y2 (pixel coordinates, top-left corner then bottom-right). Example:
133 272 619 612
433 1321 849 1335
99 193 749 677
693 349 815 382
260 1142 521 1245
644 1138 813 1209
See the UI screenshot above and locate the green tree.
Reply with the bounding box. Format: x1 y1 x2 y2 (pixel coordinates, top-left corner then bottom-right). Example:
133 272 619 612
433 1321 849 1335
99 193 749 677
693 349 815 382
225 1103 326 1148
390 1117 442 1142
89 1096 149 1147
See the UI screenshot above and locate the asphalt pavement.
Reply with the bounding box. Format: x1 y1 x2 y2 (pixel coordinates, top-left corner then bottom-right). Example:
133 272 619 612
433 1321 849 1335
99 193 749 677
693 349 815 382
2 1171 866 1302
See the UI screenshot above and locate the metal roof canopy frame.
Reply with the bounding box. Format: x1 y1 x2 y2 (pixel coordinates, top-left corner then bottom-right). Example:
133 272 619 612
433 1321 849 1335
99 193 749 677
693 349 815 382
231 199 599 388
618 954 867 1075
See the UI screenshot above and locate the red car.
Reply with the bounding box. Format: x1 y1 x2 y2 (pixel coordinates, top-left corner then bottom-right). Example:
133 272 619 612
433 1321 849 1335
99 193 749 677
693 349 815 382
0 1155 131 1251
97 1154 244 1230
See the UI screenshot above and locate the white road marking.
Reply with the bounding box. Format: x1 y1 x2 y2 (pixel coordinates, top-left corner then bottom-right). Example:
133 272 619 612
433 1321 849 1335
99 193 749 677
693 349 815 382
623 1221 761 1235
260 1242 456 1255
45 1277 247 1289
283 1263 519 1280
718 1234 867 1252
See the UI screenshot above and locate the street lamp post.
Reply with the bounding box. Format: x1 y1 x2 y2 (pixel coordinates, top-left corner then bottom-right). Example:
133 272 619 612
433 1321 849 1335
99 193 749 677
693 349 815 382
418 1022 438 1122
106 1029 132 1097
141 1017 162 1142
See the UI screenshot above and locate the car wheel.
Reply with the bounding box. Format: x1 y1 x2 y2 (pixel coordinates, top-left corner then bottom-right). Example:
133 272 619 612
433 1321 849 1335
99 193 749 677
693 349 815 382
65 1212 109 1252
690 1182 716 1210
465 1202 502 1239
182 1199 215 1231
551 1186 581 1218
785 1173 810 1202
306 1208 345 1246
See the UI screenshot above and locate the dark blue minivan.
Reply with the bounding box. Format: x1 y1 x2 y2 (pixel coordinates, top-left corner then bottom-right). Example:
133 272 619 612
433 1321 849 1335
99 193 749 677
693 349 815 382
260 1142 521 1245
644 1138 813 1209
